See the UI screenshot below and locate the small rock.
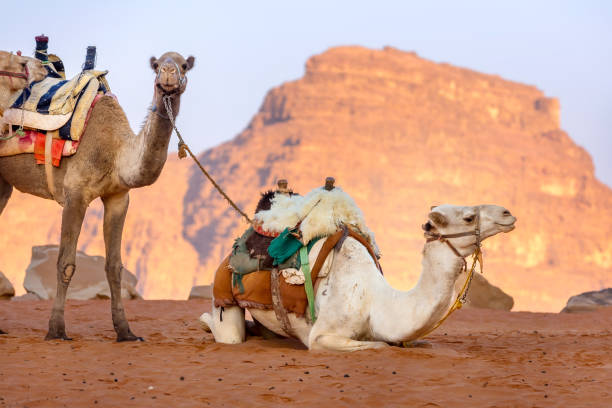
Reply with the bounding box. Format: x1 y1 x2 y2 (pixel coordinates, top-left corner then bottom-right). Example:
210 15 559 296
11 293 42 302
0 271 15 299
561 288 612 313
188 285 212 300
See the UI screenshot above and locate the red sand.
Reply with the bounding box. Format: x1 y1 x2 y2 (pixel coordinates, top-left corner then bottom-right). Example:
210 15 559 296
1 300 611 407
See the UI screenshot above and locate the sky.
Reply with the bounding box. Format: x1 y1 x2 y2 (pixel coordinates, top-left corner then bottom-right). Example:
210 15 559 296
2 1 611 187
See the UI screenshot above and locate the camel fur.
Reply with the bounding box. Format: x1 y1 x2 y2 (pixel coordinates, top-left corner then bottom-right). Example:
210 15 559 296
200 202 517 351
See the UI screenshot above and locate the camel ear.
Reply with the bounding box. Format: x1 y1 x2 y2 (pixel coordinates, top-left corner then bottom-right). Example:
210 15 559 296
150 57 159 71
184 56 195 71
428 211 448 227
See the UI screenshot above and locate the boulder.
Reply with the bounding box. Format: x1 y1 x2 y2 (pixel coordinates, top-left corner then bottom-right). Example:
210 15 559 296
188 285 212 300
23 245 142 300
454 272 514 311
560 288 612 313
11 293 41 302
0 270 15 299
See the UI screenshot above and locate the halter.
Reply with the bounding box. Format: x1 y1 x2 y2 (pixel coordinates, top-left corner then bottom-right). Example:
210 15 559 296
423 206 481 270
155 59 186 96
0 63 29 81
401 207 484 345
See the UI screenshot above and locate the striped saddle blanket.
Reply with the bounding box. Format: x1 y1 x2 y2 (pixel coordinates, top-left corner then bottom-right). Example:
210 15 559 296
0 69 111 165
3 69 110 141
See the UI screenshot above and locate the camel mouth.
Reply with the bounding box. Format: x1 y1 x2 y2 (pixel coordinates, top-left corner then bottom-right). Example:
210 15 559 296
156 82 181 95
496 222 516 232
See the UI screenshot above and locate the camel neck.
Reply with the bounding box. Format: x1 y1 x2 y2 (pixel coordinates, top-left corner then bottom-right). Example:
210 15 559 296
369 240 464 343
119 89 180 188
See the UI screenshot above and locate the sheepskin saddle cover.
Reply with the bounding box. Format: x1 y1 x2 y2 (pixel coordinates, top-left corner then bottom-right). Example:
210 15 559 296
253 186 380 257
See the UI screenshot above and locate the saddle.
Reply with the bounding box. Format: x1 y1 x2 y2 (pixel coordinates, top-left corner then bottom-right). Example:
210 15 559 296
0 69 111 170
4 69 110 140
214 225 382 318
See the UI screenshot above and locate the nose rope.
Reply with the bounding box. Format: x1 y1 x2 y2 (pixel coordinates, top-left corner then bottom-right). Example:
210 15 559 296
162 94 252 224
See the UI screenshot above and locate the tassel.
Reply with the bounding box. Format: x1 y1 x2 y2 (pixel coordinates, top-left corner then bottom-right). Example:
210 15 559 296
476 250 483 274
178 141 187 159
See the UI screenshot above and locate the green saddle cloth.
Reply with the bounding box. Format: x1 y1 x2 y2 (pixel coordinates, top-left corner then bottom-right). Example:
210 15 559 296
229 226 321 293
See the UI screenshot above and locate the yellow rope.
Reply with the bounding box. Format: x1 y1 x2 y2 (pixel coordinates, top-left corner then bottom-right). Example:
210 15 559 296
401 246 482 347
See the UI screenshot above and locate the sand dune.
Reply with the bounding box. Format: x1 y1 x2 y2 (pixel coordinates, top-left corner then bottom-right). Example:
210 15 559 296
1 300 610 407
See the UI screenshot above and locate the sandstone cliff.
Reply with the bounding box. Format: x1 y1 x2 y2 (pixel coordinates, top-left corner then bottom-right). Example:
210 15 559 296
1 46 610 311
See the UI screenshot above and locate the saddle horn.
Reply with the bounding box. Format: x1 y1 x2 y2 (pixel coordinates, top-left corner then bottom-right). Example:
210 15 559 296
324 177 335 191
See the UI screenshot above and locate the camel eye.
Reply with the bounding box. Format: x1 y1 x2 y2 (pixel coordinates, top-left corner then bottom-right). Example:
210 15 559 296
463 216 474 223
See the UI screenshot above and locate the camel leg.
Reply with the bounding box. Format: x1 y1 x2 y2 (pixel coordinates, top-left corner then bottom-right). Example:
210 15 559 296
310 334 389 352
45 193 88 340
0 177 11 334
199 300 245 344
0 174 13 216
102 192 142 342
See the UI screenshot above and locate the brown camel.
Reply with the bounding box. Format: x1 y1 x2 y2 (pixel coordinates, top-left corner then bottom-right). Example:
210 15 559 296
0 51 195 341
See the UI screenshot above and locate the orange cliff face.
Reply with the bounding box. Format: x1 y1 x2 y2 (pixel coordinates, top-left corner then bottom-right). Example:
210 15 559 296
1 46 610 311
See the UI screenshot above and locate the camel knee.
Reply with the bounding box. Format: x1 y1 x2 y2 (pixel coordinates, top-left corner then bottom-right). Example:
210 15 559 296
60 264 76 285
200 306 245 344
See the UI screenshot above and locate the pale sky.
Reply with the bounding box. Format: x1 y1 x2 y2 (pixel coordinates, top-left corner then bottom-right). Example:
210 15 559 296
3 1 611 186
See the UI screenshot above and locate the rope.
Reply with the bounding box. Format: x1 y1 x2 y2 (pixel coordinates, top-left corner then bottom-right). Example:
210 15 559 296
401 246 482 347
162 95 252 224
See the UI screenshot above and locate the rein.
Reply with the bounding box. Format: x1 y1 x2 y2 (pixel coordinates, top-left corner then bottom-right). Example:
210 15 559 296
402 208 484 345
0 70 28 80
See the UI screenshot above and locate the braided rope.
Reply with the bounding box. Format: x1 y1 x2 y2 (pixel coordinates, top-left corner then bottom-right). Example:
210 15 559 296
162 95 252 224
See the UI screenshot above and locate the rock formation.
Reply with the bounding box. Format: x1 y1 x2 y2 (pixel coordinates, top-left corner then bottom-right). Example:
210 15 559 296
561 288 612 313
455 273 514 311
1 46 610 312
188 285 212 300
23 245 141 300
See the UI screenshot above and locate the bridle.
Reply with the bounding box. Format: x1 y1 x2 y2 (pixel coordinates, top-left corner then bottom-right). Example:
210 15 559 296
423 206 482 272
400 207 484 345
0 51 30 82
155 60 186 96
0 68 28 80
152 60 186 120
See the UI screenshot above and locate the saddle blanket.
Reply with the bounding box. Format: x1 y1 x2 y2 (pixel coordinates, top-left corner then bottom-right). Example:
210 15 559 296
3 70 110 141
0 93 108 165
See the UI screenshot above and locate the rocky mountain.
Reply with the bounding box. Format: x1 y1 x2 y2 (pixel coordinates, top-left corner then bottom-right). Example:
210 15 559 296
1 46 610 311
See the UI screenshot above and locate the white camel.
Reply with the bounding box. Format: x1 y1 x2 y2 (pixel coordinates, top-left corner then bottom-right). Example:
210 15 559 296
200 198 516 352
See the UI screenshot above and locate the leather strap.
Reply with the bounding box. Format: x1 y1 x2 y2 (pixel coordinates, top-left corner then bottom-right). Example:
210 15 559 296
44 131 56 200
270 268 293 336
0 70 27 80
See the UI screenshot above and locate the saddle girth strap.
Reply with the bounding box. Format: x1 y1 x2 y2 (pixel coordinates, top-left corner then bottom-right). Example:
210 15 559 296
270 268 294 337
44 131 56 200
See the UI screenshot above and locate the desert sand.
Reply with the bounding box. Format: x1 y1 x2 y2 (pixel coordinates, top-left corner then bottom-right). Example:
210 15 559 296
1 300 611 407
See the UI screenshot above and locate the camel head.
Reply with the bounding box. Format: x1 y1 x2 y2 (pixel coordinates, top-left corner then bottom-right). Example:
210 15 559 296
0 51 47 92
424 204 516 256
150 52 195 95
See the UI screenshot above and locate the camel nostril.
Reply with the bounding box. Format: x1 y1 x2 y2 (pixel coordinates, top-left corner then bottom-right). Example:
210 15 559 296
503 210 511 216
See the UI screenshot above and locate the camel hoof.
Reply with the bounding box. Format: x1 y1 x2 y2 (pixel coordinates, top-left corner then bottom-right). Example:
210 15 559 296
400 340 432 348
117 334 145 342
45 333 72 341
